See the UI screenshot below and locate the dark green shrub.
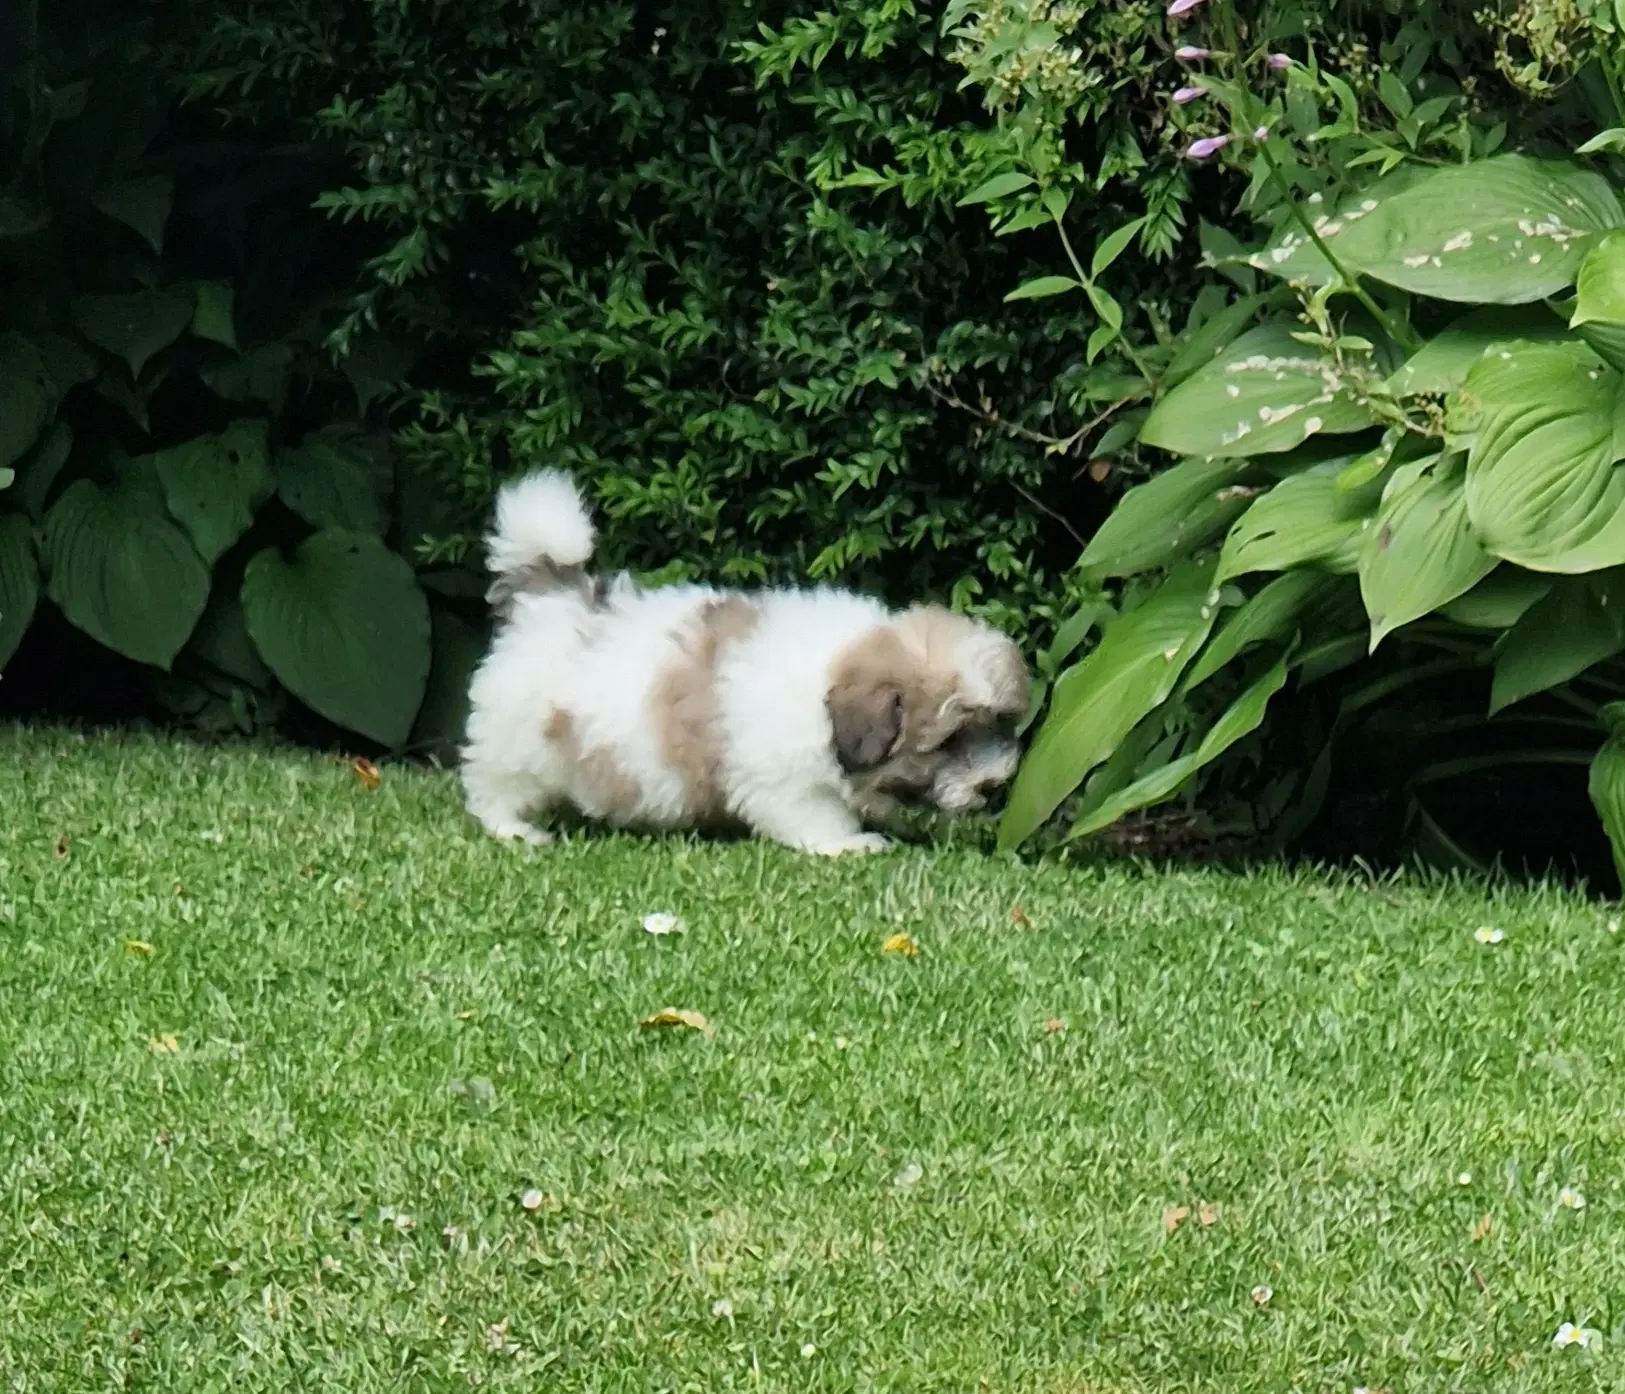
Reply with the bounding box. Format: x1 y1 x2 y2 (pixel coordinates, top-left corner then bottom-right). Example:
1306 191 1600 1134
0 0 481 751
178 0 1245 653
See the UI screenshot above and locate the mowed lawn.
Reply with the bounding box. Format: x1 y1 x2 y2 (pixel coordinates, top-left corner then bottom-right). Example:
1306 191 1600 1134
5 729 1625 1392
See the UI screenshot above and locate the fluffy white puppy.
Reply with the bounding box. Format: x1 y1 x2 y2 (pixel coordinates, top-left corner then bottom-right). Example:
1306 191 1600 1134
460 471 1030 855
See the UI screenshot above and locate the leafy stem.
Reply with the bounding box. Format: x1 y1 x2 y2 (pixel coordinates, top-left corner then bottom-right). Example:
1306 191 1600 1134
1050 214 1159 383
1255 143 1421 354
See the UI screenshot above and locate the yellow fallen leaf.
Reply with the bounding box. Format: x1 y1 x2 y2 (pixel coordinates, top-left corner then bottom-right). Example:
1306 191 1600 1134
1162 1205 1190 1235
1009 903 1032 928
1472 1213 1493 1243
351 757 382 791
639 1008 714 1037
125 940 154 957
148 1033 180 1055
1041 1017 1068 1036
880 932 919 958
1197 1202 1220 1227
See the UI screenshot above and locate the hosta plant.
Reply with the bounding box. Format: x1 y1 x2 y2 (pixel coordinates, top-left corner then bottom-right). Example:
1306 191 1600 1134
997 13 1625 878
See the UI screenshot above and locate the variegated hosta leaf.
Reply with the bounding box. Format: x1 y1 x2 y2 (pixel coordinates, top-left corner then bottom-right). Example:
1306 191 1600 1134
1139 323 1378 460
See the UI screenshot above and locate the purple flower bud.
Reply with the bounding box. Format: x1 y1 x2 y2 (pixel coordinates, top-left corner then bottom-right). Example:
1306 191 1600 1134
1174 45 1211 61
1266 52 1293 70
1253 125 1271 140
1173 85 1207 105
1186 134 1232 160
1166 0 1205 14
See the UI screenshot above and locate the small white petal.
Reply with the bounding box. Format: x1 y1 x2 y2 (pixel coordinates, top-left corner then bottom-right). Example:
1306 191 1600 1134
1457 1171 1472 1186
712 1299 734 1318
642 912 683 935
800 1343 817 1358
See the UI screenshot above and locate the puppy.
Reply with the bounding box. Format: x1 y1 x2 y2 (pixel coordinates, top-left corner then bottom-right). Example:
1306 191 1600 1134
459 471 1029 855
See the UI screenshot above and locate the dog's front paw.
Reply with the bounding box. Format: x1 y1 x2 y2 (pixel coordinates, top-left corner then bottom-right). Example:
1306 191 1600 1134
809 832 892 857
484 820 554 847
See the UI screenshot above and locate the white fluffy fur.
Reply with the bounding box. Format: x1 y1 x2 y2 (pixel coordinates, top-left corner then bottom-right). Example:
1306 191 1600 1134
485 469 597 575
461 471 989 855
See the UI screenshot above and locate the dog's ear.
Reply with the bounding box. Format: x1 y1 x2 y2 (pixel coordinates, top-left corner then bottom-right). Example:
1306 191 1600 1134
827 682 904 772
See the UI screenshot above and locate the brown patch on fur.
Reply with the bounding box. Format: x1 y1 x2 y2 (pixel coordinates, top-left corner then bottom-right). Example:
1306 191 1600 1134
543 709 643 820
828 606 1031 812
650 597 761 822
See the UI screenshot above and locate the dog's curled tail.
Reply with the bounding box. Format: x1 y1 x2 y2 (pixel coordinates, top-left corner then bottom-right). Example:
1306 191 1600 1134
485 470 596 581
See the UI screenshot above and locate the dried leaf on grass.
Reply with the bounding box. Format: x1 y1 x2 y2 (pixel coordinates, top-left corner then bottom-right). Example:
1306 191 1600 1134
125 940 154 957
351 757 382 791
640 1008 714 1037
148 1033 180 1054
1472 1213 1493 1242
1010 904 1032 928
880 932 919 957
53 833 70 861
1162 1205 1190 1235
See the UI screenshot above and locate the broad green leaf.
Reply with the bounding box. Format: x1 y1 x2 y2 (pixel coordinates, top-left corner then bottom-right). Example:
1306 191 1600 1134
0 333 52 471
1004 275 1081 302
1588 701 1625 886
241 530 430 746
1385 305 1572 397
42 477 209 668
1359 456 1495 647
204 342 293 407
152 421 274 565
1070 651 1290 838
1077 456 1256 582
13 421 72 520
1297 155 1622 303
90 175 173 253
277 431 386 535
1091 217 1145 278
998 559 1219 848
1184 570 1346 689
1460 341 1625 571
1579 128 1625 155
0 512 40 671
339 332 414 413
72 288 195 379
1572 229 1625 327
1247 165 1431 284
1215 463 1380 583
959 171 1034 205
1140 323 1377 459
191 282 238 350
1490 572 1625 713
1570 229 1625 370
409 605 490 760
187 581 272 688
1439 566 1551 629
1163 292 1274 388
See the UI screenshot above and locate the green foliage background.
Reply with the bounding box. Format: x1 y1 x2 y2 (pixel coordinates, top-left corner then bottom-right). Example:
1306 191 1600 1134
9 0 1625 877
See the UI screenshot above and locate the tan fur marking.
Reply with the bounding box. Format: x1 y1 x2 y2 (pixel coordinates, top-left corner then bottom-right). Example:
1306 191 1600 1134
543 709 643 820
651 597 760 823
829 606 1030 808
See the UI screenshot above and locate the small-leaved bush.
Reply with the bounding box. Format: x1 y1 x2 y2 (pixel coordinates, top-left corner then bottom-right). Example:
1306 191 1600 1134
977 0 1625 876
177 0 1261 650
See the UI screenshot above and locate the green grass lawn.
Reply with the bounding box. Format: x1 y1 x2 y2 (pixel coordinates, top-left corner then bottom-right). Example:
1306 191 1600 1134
5 727 1625 1392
